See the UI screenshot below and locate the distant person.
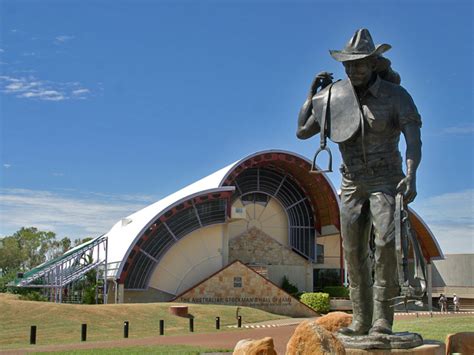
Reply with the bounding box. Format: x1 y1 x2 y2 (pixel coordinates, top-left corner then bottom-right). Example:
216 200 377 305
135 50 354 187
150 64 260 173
453 294 460 312
438 294 447 313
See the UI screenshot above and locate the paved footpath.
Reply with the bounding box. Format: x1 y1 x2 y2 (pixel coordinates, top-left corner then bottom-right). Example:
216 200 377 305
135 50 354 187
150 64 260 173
2 312 472 355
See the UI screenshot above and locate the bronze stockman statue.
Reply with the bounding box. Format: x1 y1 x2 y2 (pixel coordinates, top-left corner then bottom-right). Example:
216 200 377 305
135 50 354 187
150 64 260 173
297 29 423 341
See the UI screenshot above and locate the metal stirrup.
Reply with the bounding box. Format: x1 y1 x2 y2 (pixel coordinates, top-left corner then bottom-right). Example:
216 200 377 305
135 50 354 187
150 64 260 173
311 146 333 174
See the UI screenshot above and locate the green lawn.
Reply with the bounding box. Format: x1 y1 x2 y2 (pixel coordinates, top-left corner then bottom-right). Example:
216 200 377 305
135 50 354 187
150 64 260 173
2 293 473 352
0 293 286 349
30 316 474 354
393 315 474 342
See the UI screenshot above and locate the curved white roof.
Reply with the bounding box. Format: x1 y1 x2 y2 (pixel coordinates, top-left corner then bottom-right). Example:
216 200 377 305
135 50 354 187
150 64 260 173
104 149 335 278
105 164 236 268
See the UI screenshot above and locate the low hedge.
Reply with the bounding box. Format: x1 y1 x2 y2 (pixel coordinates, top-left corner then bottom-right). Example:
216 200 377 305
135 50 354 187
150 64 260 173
300 292 330 313
18 291 48 302
322 286 349 298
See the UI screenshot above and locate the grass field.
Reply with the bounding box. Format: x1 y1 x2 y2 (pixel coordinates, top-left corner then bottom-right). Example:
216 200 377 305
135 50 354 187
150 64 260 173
0 293 286 349
26 316 474 354
27 316 474 354
393 315 474 342
1 293 473 353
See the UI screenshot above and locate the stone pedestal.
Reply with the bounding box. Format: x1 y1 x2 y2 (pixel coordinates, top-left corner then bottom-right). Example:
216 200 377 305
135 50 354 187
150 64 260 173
345 341 445 355
337 332 424 350
169 305 188 317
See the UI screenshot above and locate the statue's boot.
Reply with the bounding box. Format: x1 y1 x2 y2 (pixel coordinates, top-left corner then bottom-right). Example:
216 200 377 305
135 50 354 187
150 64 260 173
339 287 372 336
369 287 397 335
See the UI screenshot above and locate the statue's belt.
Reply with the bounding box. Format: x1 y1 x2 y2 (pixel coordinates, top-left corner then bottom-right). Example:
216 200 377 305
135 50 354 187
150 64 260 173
341 155 402 174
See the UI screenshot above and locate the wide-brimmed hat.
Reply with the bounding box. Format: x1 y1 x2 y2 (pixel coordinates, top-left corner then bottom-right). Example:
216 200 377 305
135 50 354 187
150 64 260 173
330 28 391 62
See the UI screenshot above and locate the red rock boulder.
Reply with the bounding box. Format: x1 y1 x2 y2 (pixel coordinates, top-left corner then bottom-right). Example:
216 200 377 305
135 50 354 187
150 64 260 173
315 311 353 333
446 332 474 355
286 320 346 355
233 336 277 355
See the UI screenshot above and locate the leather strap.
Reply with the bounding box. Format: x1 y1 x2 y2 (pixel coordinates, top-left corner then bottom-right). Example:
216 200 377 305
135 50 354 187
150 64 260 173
320 82 334 149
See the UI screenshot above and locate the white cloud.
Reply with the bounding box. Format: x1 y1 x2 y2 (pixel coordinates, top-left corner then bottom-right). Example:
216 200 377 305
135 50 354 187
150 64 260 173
0 48 4 53
72 88 90 96
3 164 11 169
19 90 65 101
55 35 75 44
0 188 156 238
0 75 91 101
442 124 474 135
413 189 474 254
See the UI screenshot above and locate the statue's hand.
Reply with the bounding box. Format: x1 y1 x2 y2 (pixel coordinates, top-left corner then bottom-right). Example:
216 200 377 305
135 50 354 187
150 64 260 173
309 71 333 98
397 175 417 204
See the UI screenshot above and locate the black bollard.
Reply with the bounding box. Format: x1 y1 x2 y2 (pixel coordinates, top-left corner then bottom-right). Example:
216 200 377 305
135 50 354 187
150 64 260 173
189 318 194 332
237 315 242 328
81 324 87 342
124 321 129 338
159 319 164 335
215 316 220 330
30 325 37 345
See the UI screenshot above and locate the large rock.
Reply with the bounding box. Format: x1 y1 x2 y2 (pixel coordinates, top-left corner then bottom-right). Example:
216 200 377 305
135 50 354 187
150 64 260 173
286 320 346 355
316 311 353 333
233 336 277 355
446 332 474 355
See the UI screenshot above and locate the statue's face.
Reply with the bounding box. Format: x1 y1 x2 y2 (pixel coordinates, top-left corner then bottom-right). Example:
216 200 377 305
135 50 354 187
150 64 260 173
343 58 375 87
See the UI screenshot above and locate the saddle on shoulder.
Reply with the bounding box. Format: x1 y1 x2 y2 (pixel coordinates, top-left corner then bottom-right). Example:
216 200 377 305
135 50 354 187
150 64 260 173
311 79 361 144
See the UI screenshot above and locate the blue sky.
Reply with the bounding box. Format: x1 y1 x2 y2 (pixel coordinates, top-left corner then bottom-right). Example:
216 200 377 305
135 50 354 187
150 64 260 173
0 0 472 254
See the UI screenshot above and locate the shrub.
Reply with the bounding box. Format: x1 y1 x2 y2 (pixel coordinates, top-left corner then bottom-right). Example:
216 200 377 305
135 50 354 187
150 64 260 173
300 292 330 313
83 286 96 304
18 291 48 302
0 271 16 293
322 286 349 298
281 275 299 296
294 291 304 300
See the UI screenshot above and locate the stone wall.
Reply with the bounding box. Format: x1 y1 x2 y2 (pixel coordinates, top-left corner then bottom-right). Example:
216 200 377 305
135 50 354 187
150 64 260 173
174 260 317 317
229 227 312 291
229 227 307 266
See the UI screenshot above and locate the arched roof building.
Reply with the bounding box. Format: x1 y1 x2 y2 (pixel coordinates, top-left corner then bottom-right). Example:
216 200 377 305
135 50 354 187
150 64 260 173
103 150 443 304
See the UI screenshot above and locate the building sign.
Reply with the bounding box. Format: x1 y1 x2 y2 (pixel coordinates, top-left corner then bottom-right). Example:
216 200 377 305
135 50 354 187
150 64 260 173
178 296 293 307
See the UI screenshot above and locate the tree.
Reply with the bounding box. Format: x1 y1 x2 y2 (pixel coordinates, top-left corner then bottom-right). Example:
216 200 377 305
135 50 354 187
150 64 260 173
0 227 75 291
45 237 73 260
13 227 56 270
0 236 23 275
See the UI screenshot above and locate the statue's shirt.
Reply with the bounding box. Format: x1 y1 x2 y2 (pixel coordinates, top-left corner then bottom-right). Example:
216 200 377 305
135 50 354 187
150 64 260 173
339 76 422 177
